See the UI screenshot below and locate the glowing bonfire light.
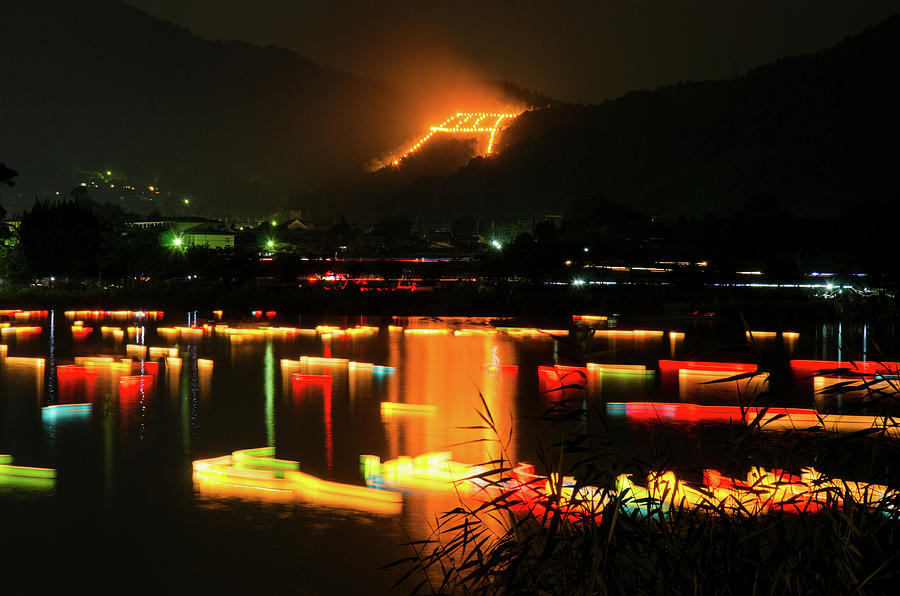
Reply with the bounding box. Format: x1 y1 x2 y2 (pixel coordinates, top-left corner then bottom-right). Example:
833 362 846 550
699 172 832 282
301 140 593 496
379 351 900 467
394 111 522 164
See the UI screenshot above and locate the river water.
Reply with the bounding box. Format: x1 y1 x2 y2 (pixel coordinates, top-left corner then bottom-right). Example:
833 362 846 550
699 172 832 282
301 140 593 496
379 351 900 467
0 310 895 593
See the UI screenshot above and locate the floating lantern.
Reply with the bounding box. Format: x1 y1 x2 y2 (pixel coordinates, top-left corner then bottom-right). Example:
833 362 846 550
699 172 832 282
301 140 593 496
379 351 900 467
118 374 154 399
0 455 56 489
1 325 42 337
56 365 98 399
538 365 587 397
455 328 499 336
360 452 486 495
586 363 649 375
572 315 608 325
71 324 93 339
41 403 92 418
648 470 766 515
605 402 900 437
149 346 178 359
380 402 437 417
403 328 449 335
298 355 350 367
126 344 147 359
291 373 331 393
594 329 664 338
192 447 401 513
100 326 125 341
791 360 900 376
3 356 45 369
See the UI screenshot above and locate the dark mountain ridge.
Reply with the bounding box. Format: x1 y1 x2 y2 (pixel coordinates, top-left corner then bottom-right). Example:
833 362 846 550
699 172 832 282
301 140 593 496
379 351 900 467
318 15 899 221
3 2 896 221
0 0 541 214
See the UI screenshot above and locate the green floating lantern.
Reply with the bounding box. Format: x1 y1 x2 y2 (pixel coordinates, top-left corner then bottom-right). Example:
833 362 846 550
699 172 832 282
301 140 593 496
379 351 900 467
0 455 57 489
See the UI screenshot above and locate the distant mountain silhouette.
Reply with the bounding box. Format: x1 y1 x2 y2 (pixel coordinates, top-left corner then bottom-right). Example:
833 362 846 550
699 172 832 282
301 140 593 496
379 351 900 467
311 15 899 221
3 2 896 220
0 0 544 213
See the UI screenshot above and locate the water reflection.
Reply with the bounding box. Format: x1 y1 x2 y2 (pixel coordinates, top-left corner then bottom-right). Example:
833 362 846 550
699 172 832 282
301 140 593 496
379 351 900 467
264 340 275 446
1 313 899 592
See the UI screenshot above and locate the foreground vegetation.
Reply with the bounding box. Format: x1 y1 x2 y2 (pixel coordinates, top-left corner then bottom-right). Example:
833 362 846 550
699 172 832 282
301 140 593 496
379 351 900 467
395 385 900 594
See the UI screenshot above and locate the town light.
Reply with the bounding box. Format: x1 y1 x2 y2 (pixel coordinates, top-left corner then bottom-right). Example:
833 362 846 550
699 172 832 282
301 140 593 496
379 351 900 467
172 236 183 247
491 239 502 250
266 239 275 248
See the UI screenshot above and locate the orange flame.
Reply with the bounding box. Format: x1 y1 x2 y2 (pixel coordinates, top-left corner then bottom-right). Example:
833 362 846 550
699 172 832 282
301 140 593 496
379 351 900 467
392 110 522 165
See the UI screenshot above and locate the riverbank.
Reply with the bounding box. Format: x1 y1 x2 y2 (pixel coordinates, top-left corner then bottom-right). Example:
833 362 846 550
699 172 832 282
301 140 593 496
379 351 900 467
0 281 894 326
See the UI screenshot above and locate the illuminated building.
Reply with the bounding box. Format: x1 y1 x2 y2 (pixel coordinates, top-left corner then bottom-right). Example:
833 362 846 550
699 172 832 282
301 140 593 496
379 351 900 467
130 217 235 248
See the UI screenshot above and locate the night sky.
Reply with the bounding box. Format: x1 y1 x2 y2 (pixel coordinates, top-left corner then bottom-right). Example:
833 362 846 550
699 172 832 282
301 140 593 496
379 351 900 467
123 0 898 103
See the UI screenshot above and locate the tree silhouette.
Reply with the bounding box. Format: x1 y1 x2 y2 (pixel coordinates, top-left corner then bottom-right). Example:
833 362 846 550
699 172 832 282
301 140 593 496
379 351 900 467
0 162 16 223
0 162 17 187
18 200 105 277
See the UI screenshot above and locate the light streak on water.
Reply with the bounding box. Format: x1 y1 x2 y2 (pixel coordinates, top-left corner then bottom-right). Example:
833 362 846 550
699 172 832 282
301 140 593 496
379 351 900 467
264 340 275 446
47 309 56 406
